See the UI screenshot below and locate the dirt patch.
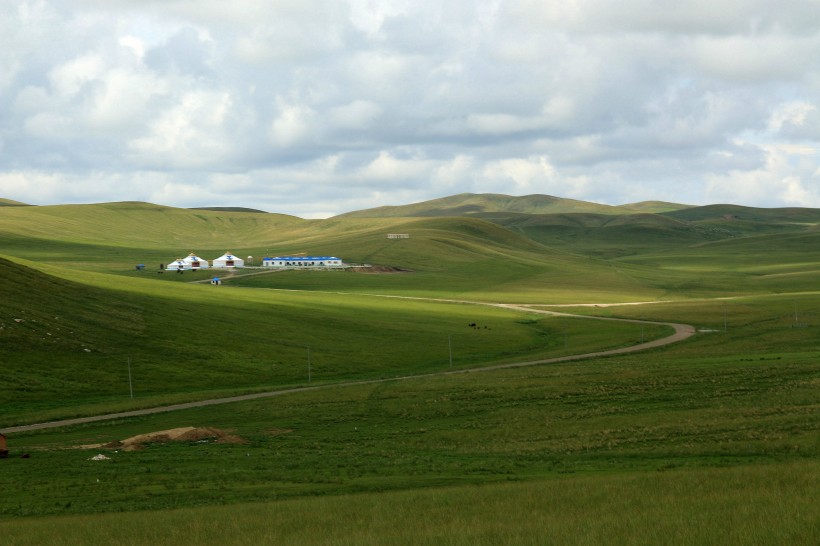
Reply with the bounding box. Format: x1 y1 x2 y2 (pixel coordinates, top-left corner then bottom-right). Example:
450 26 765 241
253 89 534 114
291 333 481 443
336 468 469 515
93 426 247 451
266 428 293 436
351 265 414 274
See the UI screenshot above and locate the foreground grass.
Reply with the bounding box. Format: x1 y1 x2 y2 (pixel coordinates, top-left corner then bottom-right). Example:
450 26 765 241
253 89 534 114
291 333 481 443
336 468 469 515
2 313 817 518
3 202 820 543
1 462 817 545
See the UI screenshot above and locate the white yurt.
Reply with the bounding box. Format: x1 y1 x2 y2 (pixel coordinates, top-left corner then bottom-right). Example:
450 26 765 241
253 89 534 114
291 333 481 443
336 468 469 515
166 259 191 271
212 251 245 268
182 252 210 270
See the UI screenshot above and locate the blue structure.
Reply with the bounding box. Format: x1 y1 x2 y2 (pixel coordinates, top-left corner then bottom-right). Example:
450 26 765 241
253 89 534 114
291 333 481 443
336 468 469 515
262 256 343 268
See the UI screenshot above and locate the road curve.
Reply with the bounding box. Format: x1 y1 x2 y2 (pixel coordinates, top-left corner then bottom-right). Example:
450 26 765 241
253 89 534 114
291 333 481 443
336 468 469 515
2 302 695 435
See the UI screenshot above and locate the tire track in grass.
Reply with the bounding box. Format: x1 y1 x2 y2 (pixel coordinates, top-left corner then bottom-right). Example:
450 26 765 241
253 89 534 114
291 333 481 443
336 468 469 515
2 300 695 434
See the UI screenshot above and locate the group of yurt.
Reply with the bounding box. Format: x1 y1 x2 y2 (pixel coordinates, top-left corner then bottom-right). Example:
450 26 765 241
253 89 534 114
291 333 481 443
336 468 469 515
166 252 244 271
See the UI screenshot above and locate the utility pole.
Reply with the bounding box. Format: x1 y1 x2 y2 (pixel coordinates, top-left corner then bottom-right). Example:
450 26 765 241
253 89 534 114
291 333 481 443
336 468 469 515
724 303 728 332
127 356 133 399
307 346 312 384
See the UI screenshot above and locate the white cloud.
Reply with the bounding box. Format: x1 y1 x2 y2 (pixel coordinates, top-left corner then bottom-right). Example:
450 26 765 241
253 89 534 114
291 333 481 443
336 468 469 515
129 90 237 167
328 100 383 130
3 0 820 215
23 112 73 140
359 151 432 182
48 54 106 97
502 0 820 35
687 34 820 83
466 114 545 136
270 100 318 148
348 0 409 35
705 144 820 206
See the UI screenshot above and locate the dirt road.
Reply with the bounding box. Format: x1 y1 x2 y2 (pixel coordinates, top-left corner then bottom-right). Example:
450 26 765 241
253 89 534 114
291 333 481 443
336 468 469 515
2 301 695 435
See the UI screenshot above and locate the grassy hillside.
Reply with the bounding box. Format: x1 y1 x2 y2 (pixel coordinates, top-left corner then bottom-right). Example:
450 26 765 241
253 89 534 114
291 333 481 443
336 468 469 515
335 193 820 264
336 192 620 218
0 198 29 206
0 201 331 274
4 463 818 545
190 206 270 214
336 193 693 218
478 211 716 258
227 216 681 302
2 462 818 545
4 199 820 303
617 200 694 213
2 196 820 543
1 294 818 539
0 256 668 426
662 203 820 224
0 201 302 247
0 202 677 302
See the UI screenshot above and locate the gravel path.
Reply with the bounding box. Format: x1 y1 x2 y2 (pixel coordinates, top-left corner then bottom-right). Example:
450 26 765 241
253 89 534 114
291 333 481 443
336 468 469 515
2 301 695 434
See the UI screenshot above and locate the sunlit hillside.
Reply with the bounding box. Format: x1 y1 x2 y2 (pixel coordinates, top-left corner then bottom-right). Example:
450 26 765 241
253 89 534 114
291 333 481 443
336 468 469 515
334 192 692 218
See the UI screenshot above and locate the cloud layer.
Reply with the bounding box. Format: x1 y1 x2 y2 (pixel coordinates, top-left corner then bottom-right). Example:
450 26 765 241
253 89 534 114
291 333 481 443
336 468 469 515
2 0 820 216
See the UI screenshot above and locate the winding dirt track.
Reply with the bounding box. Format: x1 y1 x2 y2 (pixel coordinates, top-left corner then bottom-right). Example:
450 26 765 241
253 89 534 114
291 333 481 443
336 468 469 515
2 301 695 435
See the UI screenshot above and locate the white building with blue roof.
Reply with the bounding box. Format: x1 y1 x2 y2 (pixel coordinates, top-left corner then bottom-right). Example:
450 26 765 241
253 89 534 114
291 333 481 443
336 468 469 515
262 256 344 268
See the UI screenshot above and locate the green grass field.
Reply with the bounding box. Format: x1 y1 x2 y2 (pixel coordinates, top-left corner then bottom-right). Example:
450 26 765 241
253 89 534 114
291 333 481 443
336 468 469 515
2 463 817 545
1 199 819 544
0 256 672 426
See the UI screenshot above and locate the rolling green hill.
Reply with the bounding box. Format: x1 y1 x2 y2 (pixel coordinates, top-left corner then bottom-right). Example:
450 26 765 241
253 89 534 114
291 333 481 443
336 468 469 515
0 201 302 247
190 206 270 214
335 193 820 262
1 194 820 542
662 203 820 224
335 192 692 218
0 201 673 302
0 198 29 206
473 211 714 255
3 198 820 303
1 253 668 425
617 200 694 213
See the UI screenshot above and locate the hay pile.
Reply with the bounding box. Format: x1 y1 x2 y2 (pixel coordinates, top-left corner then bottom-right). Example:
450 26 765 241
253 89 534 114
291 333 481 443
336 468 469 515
103 427 246 451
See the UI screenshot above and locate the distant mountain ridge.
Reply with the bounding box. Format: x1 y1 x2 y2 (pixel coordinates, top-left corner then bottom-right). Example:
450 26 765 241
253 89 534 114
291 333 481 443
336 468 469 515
0 198 30 207
328 192 820 260
335 193 692 218
191 206 269 214
4 193 820 281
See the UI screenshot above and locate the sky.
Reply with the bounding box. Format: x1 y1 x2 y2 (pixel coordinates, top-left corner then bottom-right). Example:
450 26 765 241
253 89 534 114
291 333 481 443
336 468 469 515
2 0 820 218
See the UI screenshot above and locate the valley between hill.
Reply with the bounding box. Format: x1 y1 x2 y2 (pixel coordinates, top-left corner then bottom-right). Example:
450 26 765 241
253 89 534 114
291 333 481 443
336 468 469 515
1 194 818 544
2 296 694 434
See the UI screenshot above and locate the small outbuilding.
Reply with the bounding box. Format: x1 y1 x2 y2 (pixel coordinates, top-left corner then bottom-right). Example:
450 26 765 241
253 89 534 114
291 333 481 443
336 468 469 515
211 277 222 285
212 252 244 269
0 432 8 458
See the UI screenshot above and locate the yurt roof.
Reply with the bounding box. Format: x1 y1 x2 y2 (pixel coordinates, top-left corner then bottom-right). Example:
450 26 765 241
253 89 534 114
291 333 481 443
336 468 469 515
215 252 240 260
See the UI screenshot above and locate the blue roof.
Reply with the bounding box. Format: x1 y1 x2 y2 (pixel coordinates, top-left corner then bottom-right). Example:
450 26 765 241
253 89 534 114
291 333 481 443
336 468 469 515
264 256 340 260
